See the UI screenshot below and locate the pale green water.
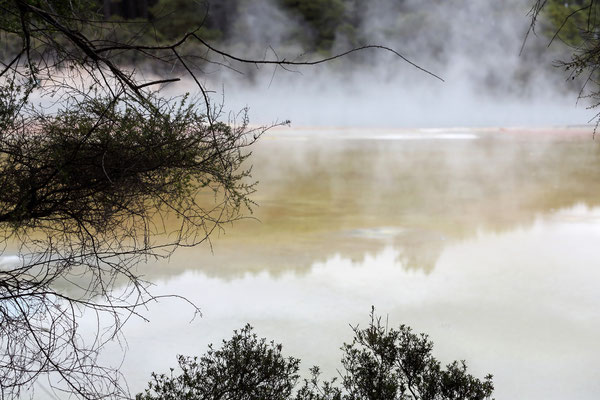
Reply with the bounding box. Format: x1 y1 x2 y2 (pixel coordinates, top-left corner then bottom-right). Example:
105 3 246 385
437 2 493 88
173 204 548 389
112 127 600 399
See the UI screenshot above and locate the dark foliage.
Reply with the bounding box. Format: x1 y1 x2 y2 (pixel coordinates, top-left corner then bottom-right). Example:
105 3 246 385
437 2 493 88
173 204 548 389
0 1 268 398
139 309 495 400
137 324 301 400
279 0 346 51
527 1 600 127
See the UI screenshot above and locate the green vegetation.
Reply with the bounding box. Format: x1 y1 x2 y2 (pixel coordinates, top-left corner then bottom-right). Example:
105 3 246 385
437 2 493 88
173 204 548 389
149 0 223 42
278 0 346 51
137 309 494 400
99 0 373 53
529 0 600 125
539 0 597 46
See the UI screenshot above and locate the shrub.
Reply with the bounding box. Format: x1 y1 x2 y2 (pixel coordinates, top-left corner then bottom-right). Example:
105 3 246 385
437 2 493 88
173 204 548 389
139 309 494 400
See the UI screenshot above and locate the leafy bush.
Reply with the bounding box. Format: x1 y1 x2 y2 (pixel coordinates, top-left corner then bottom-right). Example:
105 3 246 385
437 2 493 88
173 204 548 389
138 309 494 400
136 324 300 400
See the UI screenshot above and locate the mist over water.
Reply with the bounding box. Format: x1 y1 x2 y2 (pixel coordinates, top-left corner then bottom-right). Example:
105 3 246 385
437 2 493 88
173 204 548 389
94 2 600 400
6 2 600 399
172 0 593 128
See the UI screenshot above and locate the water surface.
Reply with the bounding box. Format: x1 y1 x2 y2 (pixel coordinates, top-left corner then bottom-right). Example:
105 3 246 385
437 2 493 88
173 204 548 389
116 127 600 399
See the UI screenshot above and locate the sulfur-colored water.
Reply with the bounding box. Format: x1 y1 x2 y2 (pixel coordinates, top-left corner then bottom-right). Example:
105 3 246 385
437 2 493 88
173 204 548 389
105 127 600 399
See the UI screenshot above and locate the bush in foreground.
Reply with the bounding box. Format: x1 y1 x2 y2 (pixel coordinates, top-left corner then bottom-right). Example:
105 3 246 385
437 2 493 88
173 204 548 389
137 309 494 400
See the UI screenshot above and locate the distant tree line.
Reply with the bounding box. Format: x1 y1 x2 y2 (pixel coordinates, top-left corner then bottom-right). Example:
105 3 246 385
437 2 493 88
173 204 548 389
100 0 580 60
103 0 150 19
100 0 375 52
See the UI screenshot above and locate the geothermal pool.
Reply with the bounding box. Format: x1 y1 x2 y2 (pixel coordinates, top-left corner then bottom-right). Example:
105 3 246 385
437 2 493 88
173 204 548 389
108 127 600 400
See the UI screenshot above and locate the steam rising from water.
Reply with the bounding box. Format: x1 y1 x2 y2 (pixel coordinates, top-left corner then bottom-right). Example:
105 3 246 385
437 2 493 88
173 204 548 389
175 0 593 128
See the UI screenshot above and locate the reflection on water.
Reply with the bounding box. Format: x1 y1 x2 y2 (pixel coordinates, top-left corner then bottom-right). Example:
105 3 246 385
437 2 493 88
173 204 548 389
114 128 599 400
140 126 600 279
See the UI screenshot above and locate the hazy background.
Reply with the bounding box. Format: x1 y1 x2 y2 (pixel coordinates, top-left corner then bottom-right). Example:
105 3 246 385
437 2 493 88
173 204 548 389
158 0 593 128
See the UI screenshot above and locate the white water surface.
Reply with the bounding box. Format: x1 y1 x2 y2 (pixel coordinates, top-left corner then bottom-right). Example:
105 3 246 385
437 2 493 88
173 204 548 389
92 128 600 400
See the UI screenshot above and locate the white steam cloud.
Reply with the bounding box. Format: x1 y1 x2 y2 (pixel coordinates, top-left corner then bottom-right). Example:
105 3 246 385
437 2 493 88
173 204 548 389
175 0 593 128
